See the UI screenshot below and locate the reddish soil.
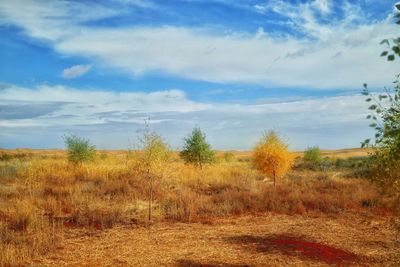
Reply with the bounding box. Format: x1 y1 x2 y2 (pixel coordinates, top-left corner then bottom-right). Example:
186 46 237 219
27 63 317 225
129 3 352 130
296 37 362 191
228 235 360 266
271 237 358 265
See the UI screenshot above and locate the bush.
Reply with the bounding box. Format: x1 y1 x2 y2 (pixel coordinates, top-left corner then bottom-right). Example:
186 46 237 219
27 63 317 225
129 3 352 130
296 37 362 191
362 11 400 199
64 135 96 165
303 146 322 163
362 81 400 196
223 152 235 162
180 128 216 168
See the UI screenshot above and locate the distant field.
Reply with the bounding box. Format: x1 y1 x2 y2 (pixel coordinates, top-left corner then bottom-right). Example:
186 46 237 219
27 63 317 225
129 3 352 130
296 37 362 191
318 148 373 158
1 147 373 160
217 147 373 160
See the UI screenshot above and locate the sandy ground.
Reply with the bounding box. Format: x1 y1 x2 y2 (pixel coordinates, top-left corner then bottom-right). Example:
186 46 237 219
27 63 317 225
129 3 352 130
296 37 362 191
34 213 400 267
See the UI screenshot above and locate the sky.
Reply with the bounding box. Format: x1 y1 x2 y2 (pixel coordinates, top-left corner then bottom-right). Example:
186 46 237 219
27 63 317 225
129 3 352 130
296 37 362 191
0 0 399 150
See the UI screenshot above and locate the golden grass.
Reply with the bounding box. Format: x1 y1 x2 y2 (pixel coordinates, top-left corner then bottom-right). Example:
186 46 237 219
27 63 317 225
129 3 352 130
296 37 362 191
0 147 373 160
0 148 397 266
35 214 400 266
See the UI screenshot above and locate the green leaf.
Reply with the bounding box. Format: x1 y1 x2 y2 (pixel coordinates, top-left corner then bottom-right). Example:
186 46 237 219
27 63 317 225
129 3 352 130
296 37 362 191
379 95 388 100
366 115 372 119
369 105 377 110
381 51 389 57
366 98 372 102
380 39 389 46
388 55 395 61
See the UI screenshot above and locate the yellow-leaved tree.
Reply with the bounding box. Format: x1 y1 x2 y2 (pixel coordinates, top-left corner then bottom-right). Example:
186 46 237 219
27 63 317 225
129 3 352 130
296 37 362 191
252 130 294 186
135 124 171 222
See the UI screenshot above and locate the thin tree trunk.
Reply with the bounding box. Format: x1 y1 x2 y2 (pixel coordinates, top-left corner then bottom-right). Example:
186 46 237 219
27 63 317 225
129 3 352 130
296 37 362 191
199 154 202 169
148 179 153 222
273 170 276 187
147 167 153 222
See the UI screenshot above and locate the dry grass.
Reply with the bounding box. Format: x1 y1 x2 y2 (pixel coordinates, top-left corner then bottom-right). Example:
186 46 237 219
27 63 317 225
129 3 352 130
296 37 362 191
35 214 400 266
0 148 398 266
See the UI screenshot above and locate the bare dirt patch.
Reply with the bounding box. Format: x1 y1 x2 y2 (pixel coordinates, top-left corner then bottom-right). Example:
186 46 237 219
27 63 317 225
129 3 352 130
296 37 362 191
227 235 359 266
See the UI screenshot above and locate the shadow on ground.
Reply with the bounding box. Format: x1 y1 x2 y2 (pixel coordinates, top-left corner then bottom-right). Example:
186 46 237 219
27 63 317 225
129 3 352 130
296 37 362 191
226 234 360 265
175 259 251 267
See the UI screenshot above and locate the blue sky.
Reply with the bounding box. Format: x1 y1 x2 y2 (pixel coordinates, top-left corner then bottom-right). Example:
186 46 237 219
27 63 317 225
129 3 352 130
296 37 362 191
0 0 399 150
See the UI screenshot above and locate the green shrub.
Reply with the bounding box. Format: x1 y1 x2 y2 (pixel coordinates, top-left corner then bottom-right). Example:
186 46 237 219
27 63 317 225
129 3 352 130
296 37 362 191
64 135 96 165
303 146 322 163
362 9 400 199
180 128 216 168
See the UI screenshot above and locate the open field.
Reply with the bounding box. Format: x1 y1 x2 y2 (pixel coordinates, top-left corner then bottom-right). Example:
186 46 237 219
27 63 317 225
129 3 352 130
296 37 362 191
0 147 373 161
1 148 399 266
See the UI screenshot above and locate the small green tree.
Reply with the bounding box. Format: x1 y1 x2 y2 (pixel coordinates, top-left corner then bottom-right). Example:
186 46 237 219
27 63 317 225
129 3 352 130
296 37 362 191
303 146 322 163
362 80 400 194
64 135 96 165
361 3 400 197
380 3 400 61
361 3 400 233
135 126 171 222
180 128 216 168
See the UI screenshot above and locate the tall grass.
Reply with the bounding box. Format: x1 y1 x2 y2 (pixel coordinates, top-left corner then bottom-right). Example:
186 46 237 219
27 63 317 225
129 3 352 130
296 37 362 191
0 149 397 265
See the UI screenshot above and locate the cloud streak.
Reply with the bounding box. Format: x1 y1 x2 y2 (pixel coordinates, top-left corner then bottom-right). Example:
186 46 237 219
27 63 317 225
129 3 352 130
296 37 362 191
61 64 92 79
0 84 373 150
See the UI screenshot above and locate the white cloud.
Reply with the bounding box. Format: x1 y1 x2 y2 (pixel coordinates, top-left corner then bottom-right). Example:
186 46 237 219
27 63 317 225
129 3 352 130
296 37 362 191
0 0 399 89
0 84 373 150
254 4 268 14
0 84 209 124
311 0 331 14
55 24 399 89
0 0 123 41
61 64 92 79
